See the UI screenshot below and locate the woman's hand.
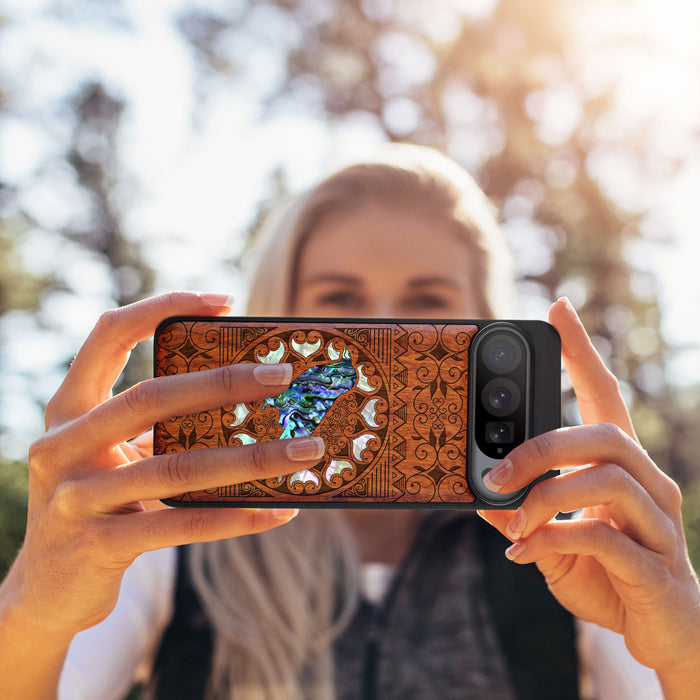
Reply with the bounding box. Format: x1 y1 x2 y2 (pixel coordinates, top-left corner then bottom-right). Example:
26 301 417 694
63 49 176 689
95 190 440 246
478 298 700 696
0 293 324 660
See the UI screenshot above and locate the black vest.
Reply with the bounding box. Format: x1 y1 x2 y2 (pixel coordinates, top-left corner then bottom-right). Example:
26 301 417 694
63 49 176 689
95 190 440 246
149 514 579 699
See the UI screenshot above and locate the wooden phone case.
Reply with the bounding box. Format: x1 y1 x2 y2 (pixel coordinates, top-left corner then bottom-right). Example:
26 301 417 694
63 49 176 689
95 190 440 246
153 317 559 508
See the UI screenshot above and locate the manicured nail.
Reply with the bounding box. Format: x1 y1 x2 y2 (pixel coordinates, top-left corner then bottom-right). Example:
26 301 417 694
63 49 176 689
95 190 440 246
557 296 578 319
254 363 293 386
199 293 236 309
286 436 325 462
273 508 299 521
505 541 527 561
506 509 527 540
483 460 512 493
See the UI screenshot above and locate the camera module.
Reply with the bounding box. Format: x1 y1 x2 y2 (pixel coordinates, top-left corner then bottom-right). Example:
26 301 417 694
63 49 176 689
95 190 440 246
470 323 531 464
467 320 560 507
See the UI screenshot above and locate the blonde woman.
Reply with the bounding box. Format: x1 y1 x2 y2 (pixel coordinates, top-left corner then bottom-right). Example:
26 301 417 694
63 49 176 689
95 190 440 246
0 146 698 700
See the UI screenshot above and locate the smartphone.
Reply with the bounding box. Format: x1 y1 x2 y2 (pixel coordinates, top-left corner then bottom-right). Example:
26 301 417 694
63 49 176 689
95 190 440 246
153 317 560 509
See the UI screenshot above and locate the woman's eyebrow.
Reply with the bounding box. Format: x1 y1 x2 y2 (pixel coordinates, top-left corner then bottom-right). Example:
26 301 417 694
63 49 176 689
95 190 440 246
302 273 361 286
407 277 461 289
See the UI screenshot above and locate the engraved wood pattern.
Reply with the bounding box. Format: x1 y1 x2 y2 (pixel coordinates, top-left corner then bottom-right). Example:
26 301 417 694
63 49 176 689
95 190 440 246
154 320 478 504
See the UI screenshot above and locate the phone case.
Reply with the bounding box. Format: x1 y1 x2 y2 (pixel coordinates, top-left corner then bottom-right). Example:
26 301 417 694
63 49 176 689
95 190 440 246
153 317 560 508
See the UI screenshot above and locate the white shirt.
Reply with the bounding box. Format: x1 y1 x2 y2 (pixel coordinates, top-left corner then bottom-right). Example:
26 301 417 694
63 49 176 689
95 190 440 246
59 548 176 700
59 548 663 700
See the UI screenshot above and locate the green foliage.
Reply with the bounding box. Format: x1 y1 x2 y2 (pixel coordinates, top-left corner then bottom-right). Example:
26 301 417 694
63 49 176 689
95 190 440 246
0 225 53 316
0 460 28 577
682 479 700 572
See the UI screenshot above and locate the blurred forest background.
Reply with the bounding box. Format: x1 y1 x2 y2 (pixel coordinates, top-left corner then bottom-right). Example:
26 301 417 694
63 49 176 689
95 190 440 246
1 0 700 574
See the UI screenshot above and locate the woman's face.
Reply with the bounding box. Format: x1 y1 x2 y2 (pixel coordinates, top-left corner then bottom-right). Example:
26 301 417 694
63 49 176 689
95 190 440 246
293 202 485 318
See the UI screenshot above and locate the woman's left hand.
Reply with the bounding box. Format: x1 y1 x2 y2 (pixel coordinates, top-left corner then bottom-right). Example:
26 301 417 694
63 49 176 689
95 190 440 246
478 298 700 696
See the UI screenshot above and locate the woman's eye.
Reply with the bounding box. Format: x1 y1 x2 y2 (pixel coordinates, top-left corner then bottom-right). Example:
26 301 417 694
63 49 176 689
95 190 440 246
315 290 365 310
403 294 451 311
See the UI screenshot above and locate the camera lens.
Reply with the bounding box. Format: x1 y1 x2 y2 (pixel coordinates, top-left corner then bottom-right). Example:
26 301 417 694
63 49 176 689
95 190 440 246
489 387 510 411
481 378 521 417
486 421 514 444
482 334 523 374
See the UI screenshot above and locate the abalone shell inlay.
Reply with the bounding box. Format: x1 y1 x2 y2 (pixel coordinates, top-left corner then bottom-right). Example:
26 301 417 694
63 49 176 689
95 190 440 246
264 355 357 439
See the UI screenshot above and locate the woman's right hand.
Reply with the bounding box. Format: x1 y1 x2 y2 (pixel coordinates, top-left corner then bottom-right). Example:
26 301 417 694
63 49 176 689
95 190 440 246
1 292 323 642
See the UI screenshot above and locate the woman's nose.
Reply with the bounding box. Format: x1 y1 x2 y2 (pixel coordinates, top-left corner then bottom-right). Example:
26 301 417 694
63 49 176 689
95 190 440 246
364 300 397 318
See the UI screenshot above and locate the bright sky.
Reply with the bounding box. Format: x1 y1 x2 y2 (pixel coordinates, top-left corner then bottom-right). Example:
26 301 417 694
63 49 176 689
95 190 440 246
1 0 699 456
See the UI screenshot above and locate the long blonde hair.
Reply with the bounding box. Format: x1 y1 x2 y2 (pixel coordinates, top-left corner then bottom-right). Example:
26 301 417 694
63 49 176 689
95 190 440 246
188 145 513 699
188 512 359 700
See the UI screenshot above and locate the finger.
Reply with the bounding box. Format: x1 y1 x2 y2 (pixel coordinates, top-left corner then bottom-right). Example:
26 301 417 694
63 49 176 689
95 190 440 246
86 437 325 507
120 431 152 461
47 292 235 424
548 298 636 439
483 423 681 515
504 518 662 587
127 430 153 459
109 506 300 558
503 464 675 554
476 509 516 539
65 362 293 457
120 441 144 462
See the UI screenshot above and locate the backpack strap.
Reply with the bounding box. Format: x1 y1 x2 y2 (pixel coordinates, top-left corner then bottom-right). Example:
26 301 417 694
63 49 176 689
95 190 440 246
477 515 580 700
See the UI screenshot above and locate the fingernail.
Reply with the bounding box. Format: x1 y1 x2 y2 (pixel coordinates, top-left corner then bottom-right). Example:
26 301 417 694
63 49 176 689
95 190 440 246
483 460 512 493
557 296 578 319
506 509 527 540
254 363 293 386
286 436 325 462
273 508 299 521
505 541 527 561
199 293 236 309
